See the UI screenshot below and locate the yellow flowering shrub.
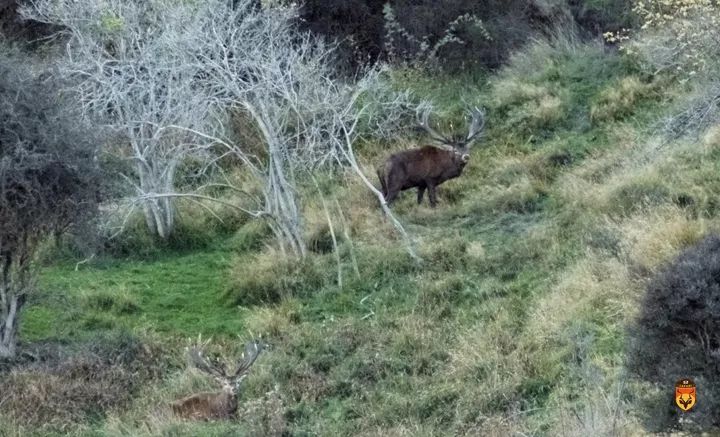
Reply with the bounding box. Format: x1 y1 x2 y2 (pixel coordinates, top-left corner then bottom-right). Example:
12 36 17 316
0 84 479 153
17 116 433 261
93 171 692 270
608 0 720 78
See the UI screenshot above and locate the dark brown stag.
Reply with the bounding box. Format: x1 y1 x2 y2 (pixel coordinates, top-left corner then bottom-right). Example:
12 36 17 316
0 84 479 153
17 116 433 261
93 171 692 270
377 105 486 207
172 339 269 420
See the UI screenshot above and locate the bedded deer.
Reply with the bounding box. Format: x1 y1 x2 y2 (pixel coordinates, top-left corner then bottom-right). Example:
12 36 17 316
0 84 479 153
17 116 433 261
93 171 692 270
377 105 485 207
171 339 269 420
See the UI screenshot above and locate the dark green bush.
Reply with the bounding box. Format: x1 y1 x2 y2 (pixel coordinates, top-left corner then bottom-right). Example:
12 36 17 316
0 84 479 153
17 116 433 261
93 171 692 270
102 203 247 258
296 0 633 72
629 234 720 431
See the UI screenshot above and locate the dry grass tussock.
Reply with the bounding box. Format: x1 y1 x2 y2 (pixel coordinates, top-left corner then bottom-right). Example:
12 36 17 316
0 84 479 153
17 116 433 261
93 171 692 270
0 334 166 433
546 375 645 437
242 298 303 340
591 76 658 123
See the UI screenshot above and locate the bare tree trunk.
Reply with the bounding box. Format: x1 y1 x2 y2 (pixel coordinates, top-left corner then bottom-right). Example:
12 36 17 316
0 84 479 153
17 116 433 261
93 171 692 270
267 155 306 258
137 161 176 240
248 103 307 258
0 295 22 359
0 253 28 359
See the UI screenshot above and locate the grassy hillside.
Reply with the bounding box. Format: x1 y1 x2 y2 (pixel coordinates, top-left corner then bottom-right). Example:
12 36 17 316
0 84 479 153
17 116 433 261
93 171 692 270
3 33 716 436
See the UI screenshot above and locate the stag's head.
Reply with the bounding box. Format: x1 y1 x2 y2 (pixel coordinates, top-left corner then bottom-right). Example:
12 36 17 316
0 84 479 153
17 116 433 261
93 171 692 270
417 104 486 163
188 338 270 395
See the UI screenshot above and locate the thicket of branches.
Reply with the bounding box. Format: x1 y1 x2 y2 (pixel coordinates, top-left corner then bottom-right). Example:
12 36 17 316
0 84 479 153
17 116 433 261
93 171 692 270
0 52 102 358
23 0 418 259
611 0 720 140
23 0 213 240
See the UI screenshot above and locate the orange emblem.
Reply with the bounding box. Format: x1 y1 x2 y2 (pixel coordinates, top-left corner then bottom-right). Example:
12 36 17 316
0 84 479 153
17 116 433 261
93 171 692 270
675 379 696 412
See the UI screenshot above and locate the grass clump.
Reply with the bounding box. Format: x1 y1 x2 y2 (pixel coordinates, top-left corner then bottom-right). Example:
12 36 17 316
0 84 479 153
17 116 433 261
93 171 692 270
490 80 568 135
487 32 627 138
226 251 329 306
590 76 657 123
606 177 671 216
102 201 246 258
80 288 142 316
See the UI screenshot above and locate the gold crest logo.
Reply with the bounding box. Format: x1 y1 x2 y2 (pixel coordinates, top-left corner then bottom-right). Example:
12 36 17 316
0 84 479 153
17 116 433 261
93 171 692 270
675 379 696 412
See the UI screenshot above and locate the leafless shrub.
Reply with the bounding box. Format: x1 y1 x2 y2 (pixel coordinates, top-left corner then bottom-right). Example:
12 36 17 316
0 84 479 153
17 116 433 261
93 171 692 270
660 81 720 140
383 3 490 71
176 1 419 258
21 0 213 240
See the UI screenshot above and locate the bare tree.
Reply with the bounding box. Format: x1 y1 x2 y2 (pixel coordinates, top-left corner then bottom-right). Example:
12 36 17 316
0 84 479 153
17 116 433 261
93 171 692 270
0 52 102 358
22 0 212 239
178 0 418 258
24 0 420 258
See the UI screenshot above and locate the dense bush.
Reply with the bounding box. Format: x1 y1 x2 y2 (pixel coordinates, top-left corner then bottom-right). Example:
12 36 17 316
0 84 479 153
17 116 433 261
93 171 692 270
629 234 720 431
298 0 633 72
0 48 104 357
0 0 58 43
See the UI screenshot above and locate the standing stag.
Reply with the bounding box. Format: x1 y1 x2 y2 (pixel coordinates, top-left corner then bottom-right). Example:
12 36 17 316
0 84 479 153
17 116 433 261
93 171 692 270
377 105 486 207
172 339 269 420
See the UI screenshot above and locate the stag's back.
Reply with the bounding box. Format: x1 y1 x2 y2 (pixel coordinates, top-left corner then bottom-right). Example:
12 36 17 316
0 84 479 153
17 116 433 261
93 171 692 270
386 146 461 184
171 390 238 420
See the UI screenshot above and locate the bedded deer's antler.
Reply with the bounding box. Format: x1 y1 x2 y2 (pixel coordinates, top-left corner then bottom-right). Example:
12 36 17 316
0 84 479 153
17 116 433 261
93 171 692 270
188 344 228 383
173 339 270 420
232 339 267 379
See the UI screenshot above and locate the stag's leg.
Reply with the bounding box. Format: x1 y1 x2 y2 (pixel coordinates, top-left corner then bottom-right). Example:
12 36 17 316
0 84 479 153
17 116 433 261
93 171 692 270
377 169 388 197
385 187 400 205
417 186 426 204
428 184 438 208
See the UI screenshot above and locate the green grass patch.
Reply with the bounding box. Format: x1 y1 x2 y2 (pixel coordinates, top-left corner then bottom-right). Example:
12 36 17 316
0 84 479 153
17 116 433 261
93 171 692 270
25 249 242 341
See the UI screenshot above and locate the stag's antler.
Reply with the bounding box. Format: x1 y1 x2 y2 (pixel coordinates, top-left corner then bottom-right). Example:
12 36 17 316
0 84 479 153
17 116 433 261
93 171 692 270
417 103 486 149
187 338 228 382
465 107 486 146
416 103 452 146
188 347 228 378
232 339 268 379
